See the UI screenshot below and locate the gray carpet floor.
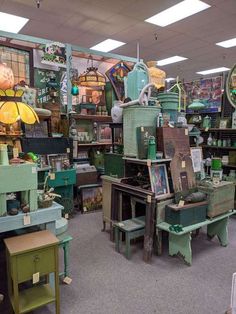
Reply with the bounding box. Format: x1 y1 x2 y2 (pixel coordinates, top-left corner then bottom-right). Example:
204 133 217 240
2 212 236 314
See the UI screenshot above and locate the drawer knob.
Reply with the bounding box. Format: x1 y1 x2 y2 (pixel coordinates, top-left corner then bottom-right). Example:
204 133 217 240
33 255 40 263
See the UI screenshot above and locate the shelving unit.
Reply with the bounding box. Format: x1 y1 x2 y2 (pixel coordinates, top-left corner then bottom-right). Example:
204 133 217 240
70 114 112 123
200 145 236 150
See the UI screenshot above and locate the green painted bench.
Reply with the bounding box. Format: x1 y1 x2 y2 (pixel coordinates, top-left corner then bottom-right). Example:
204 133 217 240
114 216 145 259
156 210 236 266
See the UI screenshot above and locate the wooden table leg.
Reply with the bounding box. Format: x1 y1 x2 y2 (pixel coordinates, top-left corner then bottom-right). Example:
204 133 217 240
169 232 192 266
143 200 155 263
125 232 131 259
207 217 228 246
154 229 163 256
114 226 120 252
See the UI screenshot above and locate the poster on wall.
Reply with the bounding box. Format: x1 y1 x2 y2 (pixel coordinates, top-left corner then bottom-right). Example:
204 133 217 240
41 42 66 68
34 68 64 104
184 76 223 113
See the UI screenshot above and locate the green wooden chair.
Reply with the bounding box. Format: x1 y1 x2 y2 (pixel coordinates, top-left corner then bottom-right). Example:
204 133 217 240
114 216 145 259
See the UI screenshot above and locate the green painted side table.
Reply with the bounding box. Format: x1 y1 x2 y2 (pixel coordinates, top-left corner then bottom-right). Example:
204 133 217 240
4 230 60 314
156 210 236 266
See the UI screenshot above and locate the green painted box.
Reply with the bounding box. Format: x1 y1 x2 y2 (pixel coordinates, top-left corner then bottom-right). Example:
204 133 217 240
198 181 235 218
47 169 76 188
104 153 124 178
165 201 208 227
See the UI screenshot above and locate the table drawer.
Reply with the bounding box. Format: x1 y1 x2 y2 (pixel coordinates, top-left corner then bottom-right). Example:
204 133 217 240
15 247 56 283
47 169 76 188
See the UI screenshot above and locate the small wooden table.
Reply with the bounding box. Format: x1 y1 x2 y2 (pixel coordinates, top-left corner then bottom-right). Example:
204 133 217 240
4 230 60 314
156 210 236 265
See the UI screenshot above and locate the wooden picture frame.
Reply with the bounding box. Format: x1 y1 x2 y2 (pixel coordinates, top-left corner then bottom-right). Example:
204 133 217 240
219 118 229 129
97 123 112 143
190 147 203 173
148 163 170 199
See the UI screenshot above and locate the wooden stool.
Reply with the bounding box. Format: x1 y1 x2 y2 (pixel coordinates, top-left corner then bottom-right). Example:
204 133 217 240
114 216 145 259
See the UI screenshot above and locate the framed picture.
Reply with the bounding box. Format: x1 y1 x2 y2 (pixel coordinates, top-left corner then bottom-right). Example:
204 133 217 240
148 164 170 199
190 147 203 173
47 153 69 171
97 124 112 143
219 118 229 129
80 186 103 213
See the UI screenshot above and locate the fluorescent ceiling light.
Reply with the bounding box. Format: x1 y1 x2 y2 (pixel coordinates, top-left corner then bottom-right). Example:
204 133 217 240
0 12 29 33
157 56 187 66
90 39 126 52
145 0 210 27
196 67 230 75
216 38 236 48
165 77 175 82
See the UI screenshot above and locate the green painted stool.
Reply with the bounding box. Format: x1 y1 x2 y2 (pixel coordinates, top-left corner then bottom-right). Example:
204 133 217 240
56 218 73 278
114 216 145 259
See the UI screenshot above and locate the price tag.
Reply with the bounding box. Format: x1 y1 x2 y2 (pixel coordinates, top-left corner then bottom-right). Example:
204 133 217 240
33 272 40 284
205 127 209 132
32 167 37 174
83 207 87 212
66 148 70 153
63 276 72 285
141 126 144 132
65 213 69 219
13 147 19 158
185 129 188 136
23 214 31 226
178 200 185 207
147 159 151 167
147 195 151 203
181 161 186 168
50 173 55 180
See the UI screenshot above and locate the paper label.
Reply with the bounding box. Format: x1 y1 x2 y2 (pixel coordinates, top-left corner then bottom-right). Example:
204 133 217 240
83 207 87 212
185 129 188 135
147 195 151 203
63 276 72 285
141 126 144 132
67 148 70 153
33 272 40 284
147 159 151 167
23 215 31 226
182 161 186 168
65 213 69 219
178 200 185 207
13 147 19 158
32 167 37 174
50 173 55 180
205 127 209 132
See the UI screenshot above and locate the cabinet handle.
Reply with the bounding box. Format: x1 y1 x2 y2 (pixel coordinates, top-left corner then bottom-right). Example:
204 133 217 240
33 255 40 263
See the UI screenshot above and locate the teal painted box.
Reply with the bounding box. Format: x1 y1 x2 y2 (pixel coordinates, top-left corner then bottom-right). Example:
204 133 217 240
47 169 76 188
104 153 124 178
165 201 208 227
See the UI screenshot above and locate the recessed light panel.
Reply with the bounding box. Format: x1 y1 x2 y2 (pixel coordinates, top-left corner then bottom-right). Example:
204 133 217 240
145 0 210 27
216 38 236 48
90 39 126 53
196 67 230 75
165 77 175 82
157 56 187 66
0 12 29 33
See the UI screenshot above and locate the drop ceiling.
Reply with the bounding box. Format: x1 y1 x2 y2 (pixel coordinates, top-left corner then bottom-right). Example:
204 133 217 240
0 0 235 81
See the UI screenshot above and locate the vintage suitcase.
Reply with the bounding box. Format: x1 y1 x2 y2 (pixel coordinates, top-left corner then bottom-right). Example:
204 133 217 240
136 126 156 159
104 153 124 178
165 201 208 227
123 106 160 157
156 127 190 159
76 165 97 186
198 181 235 218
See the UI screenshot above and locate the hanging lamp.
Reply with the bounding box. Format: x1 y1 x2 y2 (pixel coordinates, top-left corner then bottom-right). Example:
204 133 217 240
78 57 106 87
0 89 39 124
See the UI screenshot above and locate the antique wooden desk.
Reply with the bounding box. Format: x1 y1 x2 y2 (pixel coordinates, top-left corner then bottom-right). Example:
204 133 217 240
111 182 156 263
4 230 60 314
0 202 63 234
156 210 236 265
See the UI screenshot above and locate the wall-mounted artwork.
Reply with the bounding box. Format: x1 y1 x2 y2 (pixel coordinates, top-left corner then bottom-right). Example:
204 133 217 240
106 61 131 101
149 164 170 199
41 42 66 67
184 76 223 113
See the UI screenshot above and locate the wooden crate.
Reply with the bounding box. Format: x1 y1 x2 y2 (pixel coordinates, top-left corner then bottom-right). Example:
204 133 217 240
123 106 160 157
156 127 190 159
198 181 235 218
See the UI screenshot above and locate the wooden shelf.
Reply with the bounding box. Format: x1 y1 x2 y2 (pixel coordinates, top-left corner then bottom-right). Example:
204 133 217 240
123 157 172 165
200 128 236 132
70 114 112 122
16 284 55 313
78 142 112 147
222 164 236 169
0 134 23 137
200 145 236 150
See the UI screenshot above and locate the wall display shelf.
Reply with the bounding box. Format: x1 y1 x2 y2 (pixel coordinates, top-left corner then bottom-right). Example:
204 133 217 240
200 145 236 150
78 142 112 147
200 128 236 132
70 114 112 123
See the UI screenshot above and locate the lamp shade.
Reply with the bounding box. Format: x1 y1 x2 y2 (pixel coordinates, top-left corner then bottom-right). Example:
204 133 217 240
188 99 205 110
78 66 106 87
0 89 39 124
